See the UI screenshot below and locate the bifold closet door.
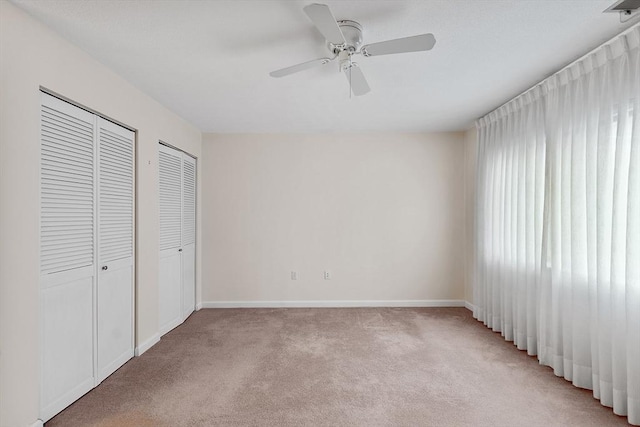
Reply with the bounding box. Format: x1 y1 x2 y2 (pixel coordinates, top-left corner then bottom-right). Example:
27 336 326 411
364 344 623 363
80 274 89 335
96 117 134 383
158 144 183 335
40 93 135 421
182 154 196 319
40 93 96 421
158 143 196 336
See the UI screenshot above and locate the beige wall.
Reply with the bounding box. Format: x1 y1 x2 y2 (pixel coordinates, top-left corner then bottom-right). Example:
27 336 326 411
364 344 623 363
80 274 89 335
202 133 466 304
463 127 477 305
0 3 202 426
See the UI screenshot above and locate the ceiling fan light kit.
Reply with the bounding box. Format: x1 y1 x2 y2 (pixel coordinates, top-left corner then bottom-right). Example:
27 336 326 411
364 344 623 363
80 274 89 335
269 3 436 97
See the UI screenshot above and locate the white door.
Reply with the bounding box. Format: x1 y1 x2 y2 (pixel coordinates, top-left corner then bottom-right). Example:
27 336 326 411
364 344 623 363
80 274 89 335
158 143 196 335
158 144 183 335
182 154 196 320
40 93 136 422
96 117 134 383
40 93 96 421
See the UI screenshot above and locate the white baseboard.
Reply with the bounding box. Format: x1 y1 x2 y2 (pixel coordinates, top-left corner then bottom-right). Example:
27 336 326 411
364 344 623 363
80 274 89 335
40 378 93 422
134 332 160 356
31 420 44 427
201 300 467 309
195 301 203 310
464 301 475 311
158 316 183 337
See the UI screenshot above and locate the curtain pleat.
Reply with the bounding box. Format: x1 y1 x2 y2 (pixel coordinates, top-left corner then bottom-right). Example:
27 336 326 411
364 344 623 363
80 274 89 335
474 25 640 425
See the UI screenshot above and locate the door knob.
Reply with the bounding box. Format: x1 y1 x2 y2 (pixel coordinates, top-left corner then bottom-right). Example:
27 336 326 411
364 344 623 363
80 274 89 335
102 265 108 271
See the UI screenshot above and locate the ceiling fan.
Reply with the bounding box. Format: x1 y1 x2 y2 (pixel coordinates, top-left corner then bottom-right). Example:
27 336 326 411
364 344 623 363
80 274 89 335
269 3 436 96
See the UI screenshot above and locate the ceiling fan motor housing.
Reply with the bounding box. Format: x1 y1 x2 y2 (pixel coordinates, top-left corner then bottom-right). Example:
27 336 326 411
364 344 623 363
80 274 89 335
332 20 363 53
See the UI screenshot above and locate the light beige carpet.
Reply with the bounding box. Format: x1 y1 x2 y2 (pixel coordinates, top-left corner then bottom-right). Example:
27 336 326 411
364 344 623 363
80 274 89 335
46 308 628 426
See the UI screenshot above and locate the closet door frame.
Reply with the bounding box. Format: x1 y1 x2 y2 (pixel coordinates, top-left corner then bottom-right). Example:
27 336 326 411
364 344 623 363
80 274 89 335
39 90 137 421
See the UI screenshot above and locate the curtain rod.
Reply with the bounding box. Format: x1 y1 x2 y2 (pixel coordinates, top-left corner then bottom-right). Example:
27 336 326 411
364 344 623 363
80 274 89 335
478 22 640 122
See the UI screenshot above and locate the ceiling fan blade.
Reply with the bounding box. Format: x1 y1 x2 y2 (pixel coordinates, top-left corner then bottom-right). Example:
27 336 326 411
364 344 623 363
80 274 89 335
361 33 436 57
344 63 370 96
269 57 334 78
303 3 346 45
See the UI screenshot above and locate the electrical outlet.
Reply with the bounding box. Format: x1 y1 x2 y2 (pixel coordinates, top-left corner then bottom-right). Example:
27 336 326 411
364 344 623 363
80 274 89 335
291 271 298 280
324 271 331 280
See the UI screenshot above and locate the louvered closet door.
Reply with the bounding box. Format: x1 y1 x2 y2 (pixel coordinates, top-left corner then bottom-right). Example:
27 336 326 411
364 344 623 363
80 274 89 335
96 117 134 383
158 144 183 335
182 154 196 319
40 93 96 421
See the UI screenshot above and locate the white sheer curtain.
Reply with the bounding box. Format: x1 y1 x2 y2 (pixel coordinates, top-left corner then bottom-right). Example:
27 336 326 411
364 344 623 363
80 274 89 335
474 88 546 352
474 25 640 425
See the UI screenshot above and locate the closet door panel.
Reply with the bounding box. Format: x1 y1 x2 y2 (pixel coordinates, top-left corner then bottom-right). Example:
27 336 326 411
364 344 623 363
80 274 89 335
97 260 133 382
40 277 94 421
182 244 195 319
182 154 196 319
96 118 134 383
159 249 182 335
40 95 94 275
158 144 183 334
40 93 95 421
159 145 182 252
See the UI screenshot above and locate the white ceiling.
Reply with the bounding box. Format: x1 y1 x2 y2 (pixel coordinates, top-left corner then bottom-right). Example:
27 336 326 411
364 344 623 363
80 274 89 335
12 0 639 133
